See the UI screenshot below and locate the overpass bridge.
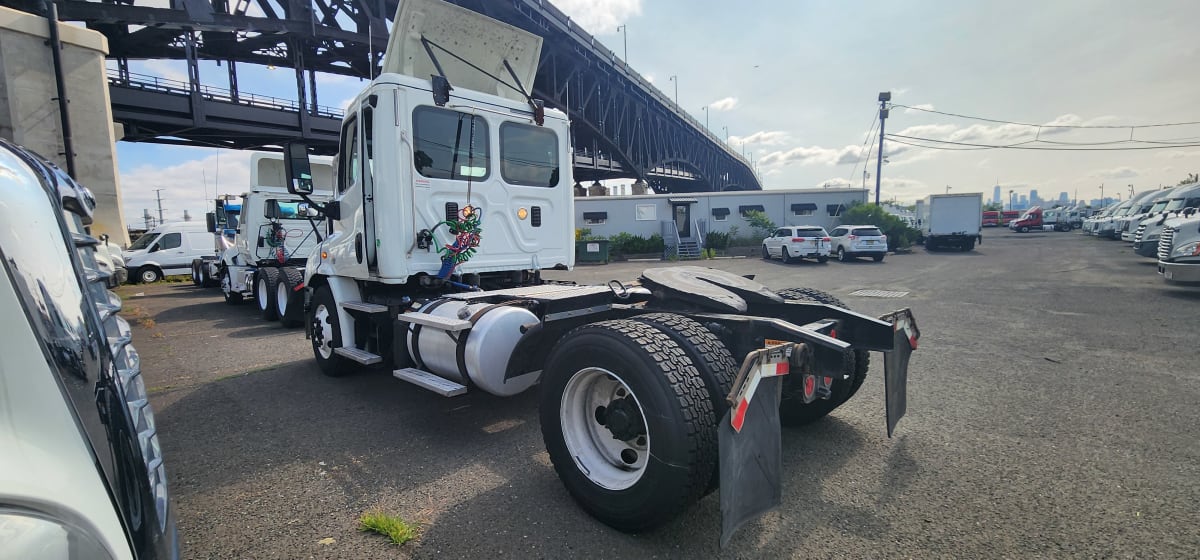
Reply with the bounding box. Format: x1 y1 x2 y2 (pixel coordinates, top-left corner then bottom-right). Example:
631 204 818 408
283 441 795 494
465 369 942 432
10 0 761 192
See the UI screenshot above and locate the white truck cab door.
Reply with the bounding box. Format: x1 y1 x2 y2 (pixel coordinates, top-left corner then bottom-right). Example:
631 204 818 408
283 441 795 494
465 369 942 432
325 110 370 279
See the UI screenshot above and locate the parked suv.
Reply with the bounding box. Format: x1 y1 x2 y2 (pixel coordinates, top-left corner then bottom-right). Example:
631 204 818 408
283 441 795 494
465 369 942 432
0 140 178 559
761 226 831 263
829 225 888 262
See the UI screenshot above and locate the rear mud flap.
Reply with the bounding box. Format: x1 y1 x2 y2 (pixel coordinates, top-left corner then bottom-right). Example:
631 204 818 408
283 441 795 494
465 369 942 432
881 309 919 437
718 375 782 548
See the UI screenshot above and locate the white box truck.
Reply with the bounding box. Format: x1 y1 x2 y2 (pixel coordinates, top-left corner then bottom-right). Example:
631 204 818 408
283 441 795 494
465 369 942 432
917 193 983 251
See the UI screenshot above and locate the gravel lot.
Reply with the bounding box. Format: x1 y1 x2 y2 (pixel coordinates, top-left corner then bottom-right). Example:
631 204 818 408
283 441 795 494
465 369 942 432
125 230 1199 559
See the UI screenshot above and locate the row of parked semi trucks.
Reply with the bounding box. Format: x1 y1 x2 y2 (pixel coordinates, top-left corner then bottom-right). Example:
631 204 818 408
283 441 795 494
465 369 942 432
1081 181 1200 284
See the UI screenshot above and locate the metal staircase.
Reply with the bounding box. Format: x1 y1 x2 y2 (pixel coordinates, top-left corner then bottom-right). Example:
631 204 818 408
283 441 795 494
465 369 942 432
661 220 703 260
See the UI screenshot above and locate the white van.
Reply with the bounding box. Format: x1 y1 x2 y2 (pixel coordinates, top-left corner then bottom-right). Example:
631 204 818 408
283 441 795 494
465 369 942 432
124 221 213 283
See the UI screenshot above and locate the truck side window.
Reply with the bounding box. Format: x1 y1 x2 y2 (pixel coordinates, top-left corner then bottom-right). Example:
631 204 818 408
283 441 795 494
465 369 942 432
413 106 490 181
500 122 559 187
338 115 359 194
156 233 181 251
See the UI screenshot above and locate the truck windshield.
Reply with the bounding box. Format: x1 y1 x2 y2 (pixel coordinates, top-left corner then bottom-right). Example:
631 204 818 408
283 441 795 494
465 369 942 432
1149 200 1170 213
1165 198 1188 211
128 233 158 250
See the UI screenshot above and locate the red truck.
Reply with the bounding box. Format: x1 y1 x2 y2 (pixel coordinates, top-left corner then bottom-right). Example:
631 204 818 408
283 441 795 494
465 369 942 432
982 211 1000 227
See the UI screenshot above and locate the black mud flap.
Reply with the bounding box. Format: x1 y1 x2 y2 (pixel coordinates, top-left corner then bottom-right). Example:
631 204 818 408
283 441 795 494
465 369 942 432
717 344 797 547
881 309 920 437
718 375 782 548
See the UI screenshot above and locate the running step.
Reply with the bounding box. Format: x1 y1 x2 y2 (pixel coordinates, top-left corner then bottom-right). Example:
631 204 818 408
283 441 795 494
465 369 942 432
393 367 467 397
340 301 389 313
333 347 382 365
395 312 472 332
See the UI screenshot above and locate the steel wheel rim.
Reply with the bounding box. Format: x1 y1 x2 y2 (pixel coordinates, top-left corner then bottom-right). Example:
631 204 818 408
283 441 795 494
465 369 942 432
141 269 157 283
276 281 290 317
257 278 269 311
313 304 334 359
559 367 650 490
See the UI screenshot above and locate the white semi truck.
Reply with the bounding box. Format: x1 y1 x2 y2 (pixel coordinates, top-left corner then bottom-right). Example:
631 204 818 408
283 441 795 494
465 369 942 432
917 193 983 251
1132 182 1200 257
191 194 240 288
1157 213 1200 284
282 0 921 544
217 154 333 326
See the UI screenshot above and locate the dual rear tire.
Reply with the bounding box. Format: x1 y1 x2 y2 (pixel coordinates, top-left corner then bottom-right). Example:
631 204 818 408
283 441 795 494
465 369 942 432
540 319 721 532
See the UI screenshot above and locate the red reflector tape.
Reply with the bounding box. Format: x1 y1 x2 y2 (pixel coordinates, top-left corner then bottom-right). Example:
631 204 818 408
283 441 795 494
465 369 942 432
731 398 750 432
775 361 789 375
909 335 919 349
294 283 305 292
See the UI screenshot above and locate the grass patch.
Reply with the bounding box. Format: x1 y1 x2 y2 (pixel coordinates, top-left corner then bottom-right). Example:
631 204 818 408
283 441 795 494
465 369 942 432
358 510 418 545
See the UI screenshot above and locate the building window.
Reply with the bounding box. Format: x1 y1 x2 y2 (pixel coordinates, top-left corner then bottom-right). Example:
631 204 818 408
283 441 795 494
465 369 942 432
412 106 490 181
712 207 730 222
583 211 608 225
827 204 845 217
500 122 559 187
791 203 817 216
739 205 765 217
635 204 657 221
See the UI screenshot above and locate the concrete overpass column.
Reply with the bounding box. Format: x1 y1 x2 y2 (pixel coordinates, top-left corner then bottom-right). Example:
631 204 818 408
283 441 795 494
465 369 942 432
0 7 129 245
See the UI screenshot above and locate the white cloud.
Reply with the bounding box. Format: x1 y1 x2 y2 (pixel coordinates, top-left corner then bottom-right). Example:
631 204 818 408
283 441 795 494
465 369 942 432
708 97 738 111
554 0 642 34
728 130 790 147
1092 166 1139 180
120 151 252 227
758 145 862 167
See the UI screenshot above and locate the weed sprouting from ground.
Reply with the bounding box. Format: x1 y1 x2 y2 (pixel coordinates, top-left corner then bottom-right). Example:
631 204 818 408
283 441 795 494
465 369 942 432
358 510 418 545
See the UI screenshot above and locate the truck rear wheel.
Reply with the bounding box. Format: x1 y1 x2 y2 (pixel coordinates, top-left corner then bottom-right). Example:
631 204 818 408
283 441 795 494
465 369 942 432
540 320 717 532
276 268 304 328
190 261 202 286
256 268 280 321
775 287 870 425
310 285 354 377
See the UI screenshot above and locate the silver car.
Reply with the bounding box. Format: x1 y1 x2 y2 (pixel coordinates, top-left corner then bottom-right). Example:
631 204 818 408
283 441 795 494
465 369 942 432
829 225 888 262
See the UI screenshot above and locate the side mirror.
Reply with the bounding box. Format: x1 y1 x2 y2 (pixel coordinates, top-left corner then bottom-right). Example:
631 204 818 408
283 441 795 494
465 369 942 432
149 244 159 253
264 200 281 220
206 212 217 233
284 142 314 195
99 233 110 245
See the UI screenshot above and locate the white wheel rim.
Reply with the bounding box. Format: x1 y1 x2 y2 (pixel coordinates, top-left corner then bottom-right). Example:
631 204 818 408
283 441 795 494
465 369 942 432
142 270 157 282
313 304 334 359
257 278 269 310
559 367 649 490
276 281 290 317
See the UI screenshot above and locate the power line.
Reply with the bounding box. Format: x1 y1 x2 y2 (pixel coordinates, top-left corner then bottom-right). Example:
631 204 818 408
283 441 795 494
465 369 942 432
848 110 880 185
891 104 1200 129
885 133 1200 151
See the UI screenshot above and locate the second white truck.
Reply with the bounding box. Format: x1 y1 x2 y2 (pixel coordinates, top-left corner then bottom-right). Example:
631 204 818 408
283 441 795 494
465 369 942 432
917 193 983 251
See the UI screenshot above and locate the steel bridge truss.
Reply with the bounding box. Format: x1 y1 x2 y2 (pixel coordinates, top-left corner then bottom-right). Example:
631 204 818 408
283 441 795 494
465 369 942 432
9 0 760 191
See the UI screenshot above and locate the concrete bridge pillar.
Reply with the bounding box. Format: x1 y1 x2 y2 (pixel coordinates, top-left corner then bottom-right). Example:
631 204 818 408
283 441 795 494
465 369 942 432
0 7 129 245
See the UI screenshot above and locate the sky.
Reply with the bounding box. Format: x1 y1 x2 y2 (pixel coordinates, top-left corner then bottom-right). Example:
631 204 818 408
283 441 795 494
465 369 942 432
112 0 1200 226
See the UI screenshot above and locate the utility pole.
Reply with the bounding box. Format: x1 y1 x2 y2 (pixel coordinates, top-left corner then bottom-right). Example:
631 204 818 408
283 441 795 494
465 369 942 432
143 209 154 229
154 188 166 224
722 126 729 142
1099 184 1105 205
874 91 890 205
702 106 709 130
669 75 678 106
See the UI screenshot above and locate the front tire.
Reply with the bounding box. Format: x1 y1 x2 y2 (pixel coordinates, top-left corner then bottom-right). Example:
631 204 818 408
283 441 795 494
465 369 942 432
540 320 717 532
138 267 162 284
256 268 280 321
1019 226 1029 233
310 285 354 377
761 244 770 260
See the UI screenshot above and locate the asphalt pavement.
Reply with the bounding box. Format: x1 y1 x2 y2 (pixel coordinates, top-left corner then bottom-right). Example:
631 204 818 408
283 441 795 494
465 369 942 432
126 229 1199 559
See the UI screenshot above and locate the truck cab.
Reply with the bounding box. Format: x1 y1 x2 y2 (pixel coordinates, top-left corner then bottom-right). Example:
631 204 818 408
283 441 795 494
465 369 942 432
1134 183 1200 257
1157 213 1200 284
1009 206 1043 232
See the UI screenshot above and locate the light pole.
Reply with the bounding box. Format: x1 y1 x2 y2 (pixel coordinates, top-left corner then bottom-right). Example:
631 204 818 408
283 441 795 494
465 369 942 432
701 106 708 130
722 126 729 142
1128 183 1134 198
616 25 628 63
945 186 952 194
1099 184 1105 206
1009 189 1014 211
668 75 678 106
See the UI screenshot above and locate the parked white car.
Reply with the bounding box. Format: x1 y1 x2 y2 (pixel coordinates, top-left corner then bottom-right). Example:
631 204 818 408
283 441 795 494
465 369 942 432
829 225 888 262
124 221 213 283
762 226 831 263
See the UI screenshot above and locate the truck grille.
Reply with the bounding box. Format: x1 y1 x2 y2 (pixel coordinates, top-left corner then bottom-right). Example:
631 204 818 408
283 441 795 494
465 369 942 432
1158 227 1176 260
1134 224 1146 243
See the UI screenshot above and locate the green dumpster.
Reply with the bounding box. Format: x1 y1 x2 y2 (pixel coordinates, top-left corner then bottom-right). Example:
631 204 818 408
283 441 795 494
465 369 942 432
575 240 610 264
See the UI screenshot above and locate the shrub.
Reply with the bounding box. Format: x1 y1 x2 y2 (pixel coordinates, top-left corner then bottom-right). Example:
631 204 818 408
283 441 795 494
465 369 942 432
575 227 606 242
744 210 777 240
704 231 731 250
607 232 664 256
839 203 921 250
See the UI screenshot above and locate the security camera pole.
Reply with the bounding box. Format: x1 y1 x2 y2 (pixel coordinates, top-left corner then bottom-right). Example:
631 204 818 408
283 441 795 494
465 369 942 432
875 91 890 205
